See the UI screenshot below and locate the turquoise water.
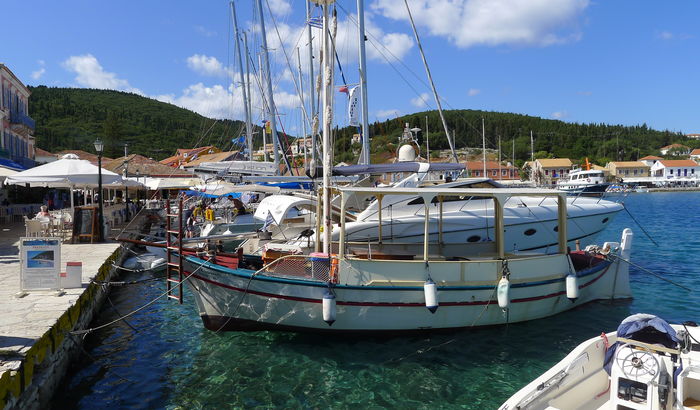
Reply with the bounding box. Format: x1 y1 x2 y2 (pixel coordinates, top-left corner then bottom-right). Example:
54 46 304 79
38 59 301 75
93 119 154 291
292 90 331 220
53 193 700 409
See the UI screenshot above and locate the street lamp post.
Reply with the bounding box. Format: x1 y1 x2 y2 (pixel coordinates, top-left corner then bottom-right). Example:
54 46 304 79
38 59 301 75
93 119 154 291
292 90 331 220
123 143 129 222
94 138 104 242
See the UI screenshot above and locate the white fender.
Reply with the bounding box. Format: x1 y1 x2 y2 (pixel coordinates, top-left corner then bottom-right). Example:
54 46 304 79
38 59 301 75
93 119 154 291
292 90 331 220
322 291 336 326
566 274 579 301
497 277 510 310
424 279 438 313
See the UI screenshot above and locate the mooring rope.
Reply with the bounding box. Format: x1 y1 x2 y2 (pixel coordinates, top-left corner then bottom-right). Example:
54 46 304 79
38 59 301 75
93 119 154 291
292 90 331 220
623 205 659 247
608 254 692 292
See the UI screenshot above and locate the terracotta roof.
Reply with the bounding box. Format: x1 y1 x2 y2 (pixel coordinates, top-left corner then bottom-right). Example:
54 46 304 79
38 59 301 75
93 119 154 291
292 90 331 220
657 160 699 167
535 158 573 168
608 161 648 168
183 151 239 168
104 154 191 176
159 154 180 166
660 143 689 150
34 148 56 157
690 149 700 156
55 150 113 165
639 155 662 160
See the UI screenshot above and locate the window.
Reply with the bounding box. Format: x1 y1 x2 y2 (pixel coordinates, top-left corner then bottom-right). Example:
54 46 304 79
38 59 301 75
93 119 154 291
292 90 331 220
545 169 549 176
501 170 507 176
492 170 497 176
524 228 537 236
467 235 481 243
633 169 638 175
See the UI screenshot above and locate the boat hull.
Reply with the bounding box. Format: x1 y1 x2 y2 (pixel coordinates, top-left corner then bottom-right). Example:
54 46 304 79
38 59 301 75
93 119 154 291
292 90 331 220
183 249 631 333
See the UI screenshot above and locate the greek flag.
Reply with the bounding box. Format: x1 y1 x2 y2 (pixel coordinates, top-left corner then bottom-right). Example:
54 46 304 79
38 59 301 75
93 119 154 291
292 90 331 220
308 17 323 29
262 210 276 231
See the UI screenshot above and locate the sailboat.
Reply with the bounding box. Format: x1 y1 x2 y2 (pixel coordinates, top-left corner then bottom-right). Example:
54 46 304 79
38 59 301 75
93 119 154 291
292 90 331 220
174 0 636 333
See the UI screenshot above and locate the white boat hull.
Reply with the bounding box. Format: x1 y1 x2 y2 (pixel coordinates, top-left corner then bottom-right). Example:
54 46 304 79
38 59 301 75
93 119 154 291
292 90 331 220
183 240 632 333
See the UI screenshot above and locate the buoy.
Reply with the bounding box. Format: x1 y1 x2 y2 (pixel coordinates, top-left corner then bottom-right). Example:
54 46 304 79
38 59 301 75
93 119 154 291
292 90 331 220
497 277 510 310
423 279 438 313
566 274 579 301
322 290 336 326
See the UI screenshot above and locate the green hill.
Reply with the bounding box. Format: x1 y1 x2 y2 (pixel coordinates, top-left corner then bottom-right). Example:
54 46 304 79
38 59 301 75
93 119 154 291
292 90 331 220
29 87 695 166
336 109 695 166
28 86 253 160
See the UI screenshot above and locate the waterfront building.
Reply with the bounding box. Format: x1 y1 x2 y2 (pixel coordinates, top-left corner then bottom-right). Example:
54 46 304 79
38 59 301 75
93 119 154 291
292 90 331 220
531 158 573 185
606 161 650 179
685 133 700 140
464 161 520 180
639 155 662 167
0 63 35 169
659 143 690 156
650 159 700 185
690 149 700 163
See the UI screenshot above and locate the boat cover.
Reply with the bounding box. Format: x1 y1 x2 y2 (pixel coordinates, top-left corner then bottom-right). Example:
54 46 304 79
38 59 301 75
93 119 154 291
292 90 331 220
331 162 465 176
603 313 679 374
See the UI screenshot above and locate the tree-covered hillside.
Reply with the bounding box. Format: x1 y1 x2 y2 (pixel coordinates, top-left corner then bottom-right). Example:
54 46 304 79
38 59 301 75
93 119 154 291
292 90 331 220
336 109 695 166
29 86 253 160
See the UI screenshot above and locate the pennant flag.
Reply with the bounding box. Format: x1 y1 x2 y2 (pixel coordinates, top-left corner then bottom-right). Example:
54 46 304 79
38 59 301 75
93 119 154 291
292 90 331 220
338 85 349 94
348 86 360 127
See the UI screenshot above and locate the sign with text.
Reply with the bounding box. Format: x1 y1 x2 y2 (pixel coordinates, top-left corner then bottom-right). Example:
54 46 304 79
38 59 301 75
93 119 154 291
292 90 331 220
20 237 61 290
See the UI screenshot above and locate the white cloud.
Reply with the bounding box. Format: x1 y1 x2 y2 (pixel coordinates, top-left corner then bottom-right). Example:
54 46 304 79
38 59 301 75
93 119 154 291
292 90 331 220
658 31 673 40
186 54 232 78
267 0 291 16
371 0 589 48
31 60 46 80
263 11 413 73
577 90 592 96
467 88 481 96
62 54 143 94
551 111 568 119
376 109 400 120
410 92 429 108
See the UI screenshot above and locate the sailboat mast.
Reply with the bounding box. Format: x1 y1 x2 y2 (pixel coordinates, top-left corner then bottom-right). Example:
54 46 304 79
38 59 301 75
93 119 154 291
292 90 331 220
402 0 458 164
357 0 370 165
306 0 320 168
243 32 254 163
230 2 253 162
319 1 335 255
482 118 486 176
256 0 281 172
258 53 269 162
298 47 308 168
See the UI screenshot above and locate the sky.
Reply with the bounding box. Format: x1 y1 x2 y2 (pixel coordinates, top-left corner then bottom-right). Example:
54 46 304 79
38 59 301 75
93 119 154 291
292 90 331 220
4 0 700 144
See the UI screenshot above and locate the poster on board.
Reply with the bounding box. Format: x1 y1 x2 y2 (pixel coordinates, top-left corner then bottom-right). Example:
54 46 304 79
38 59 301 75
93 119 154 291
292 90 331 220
20 237 61 290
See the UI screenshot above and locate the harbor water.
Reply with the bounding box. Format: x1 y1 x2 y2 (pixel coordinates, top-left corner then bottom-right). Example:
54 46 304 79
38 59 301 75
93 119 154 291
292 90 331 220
52 192 700 409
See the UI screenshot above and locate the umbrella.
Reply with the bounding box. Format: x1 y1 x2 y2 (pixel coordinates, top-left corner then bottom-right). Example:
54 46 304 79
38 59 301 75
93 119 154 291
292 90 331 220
144 177 202 190
4 153 122 215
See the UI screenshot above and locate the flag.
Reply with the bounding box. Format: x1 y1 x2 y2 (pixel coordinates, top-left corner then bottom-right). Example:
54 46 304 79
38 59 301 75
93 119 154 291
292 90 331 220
262 210 276 231
348 86 360 127
265 121 272 134
232 135 246 144
338 85 349 94
308 17 323 29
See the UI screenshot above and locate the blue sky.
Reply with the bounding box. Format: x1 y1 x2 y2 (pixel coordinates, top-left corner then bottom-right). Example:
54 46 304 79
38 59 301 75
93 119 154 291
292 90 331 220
4 0 700 140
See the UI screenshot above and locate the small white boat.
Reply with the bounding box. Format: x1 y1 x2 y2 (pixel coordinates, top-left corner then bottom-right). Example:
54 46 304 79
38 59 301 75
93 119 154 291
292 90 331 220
557 168 610 195
501 314 700 410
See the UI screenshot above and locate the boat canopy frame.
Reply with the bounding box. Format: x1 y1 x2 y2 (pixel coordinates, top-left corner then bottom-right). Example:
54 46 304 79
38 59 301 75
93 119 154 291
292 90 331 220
337 186 569 261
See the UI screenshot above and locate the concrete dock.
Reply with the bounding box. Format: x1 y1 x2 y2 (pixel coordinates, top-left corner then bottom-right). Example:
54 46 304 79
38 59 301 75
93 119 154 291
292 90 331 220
0 222 125 409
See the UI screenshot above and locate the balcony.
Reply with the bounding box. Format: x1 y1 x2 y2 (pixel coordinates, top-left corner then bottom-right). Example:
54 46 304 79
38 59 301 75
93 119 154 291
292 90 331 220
9 111 35 136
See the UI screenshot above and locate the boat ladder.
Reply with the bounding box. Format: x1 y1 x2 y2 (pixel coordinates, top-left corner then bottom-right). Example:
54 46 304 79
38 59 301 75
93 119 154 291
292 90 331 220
165 198 184 304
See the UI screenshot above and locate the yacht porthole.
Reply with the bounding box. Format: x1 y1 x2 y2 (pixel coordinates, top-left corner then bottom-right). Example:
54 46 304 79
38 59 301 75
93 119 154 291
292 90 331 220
467 235 481 243
524 228 537 236
553 226 559 232
602 217 609 224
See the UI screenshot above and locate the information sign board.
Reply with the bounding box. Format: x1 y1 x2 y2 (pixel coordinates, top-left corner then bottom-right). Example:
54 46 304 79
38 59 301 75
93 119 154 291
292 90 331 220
20 237 61 290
